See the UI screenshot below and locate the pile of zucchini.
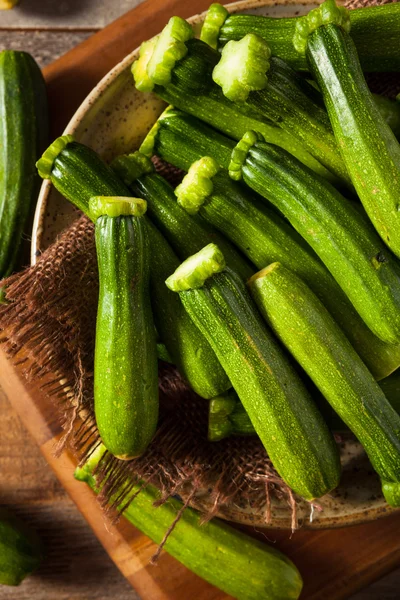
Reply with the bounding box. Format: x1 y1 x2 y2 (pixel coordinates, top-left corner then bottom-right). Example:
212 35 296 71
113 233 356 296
33 0 400 597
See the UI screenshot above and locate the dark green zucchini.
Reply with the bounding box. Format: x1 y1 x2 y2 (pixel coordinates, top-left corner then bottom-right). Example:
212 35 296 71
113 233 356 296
0 50 48 278
0 509 43 587
75 445 304 600
207 2 400 72
166 244 341 501
111 152 253 281
211 34 350 187
91 196 157 459
248 262 400 505
208 390 256 441
295 0 400 258
144 111 400 379
37 136 231 400
132 23 338 184
230 131 400 346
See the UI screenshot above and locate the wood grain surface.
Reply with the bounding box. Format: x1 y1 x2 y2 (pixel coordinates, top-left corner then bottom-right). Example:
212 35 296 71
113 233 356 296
1 1 400 599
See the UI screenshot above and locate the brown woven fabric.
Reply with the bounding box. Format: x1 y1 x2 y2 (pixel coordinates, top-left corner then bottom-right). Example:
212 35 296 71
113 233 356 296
0 0 399 531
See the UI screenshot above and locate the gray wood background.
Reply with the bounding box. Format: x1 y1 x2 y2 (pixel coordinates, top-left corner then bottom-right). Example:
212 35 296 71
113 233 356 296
0 1 399 598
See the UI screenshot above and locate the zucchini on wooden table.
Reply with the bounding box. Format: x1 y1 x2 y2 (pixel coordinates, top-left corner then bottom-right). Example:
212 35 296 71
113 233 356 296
132 20 337 184
142 109 400 380
166 244 341 501
0 509 43 587
75 445 303 600
230 130 400 346
90 196 158 459
248 262 400 506
294 0 400 258
203 2 400 72
0 50 48 279
37 137 232 400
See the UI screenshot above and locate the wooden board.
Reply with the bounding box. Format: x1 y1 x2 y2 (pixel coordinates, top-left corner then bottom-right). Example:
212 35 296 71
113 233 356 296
1 1 400 599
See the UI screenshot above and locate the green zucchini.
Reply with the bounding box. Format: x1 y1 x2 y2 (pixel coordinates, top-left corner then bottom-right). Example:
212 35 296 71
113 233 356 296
208 390 255 441
91 196 157 459
295 0 400 259
248 262 400 505
211 34 350 187
111 152 253 281
230 131 400 346
166 244 340 501
75 445 303 600
0 509 43 586
0 50 48 278
206 2 400 72
37 137 231 400
133 24 338 184
145 111 400 379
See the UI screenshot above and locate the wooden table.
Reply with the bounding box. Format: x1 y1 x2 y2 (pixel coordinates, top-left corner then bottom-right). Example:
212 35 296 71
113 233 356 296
1 1 400 598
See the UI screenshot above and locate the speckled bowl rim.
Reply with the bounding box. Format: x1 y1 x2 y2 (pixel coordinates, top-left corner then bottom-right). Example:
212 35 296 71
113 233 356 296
32 0 399 530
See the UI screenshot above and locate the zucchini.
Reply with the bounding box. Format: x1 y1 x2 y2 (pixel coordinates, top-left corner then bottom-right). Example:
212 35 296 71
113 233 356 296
208 390 255 441
295 0 400 258
230 131 400 346
0 509 43 586
133 23 339 184
166 244 341 501
111 152 253 281
75 445 303 600
211 34 351 187
0 50 48 278
91 196 157 459
206 2 400 72
37 137 231 400
146 111 400 379
248 262 400 505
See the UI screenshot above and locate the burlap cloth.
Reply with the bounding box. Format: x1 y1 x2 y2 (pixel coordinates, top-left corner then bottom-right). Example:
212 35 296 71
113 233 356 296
0 0 398 531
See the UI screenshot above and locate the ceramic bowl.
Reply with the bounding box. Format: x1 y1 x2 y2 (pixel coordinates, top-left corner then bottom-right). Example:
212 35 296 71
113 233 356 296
32 0 397 529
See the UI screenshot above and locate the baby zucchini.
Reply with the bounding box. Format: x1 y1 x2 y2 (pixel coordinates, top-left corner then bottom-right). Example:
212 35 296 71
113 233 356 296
91 196 158 459
166 244 340 501
75 445 303 600
249 262 400 505
294 0 400 258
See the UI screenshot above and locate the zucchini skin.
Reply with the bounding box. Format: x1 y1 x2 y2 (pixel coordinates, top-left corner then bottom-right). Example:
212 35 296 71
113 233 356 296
150 113 400 379
307 24 400 259
249 263 400 490
152 39 338 183
43 140 231 399
131 173 253 281
75 454 303 600
219 4 400 72
146 220 231 399
234 56 351 188
240 140 400 345
0 50 48 278
95 215 158 459
178 269 340 501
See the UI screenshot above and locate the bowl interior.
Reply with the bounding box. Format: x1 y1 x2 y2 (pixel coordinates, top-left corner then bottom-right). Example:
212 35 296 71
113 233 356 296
32 0 397 529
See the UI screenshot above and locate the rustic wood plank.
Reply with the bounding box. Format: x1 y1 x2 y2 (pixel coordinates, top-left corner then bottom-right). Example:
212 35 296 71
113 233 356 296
0 0 142 29
0 31 93 68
